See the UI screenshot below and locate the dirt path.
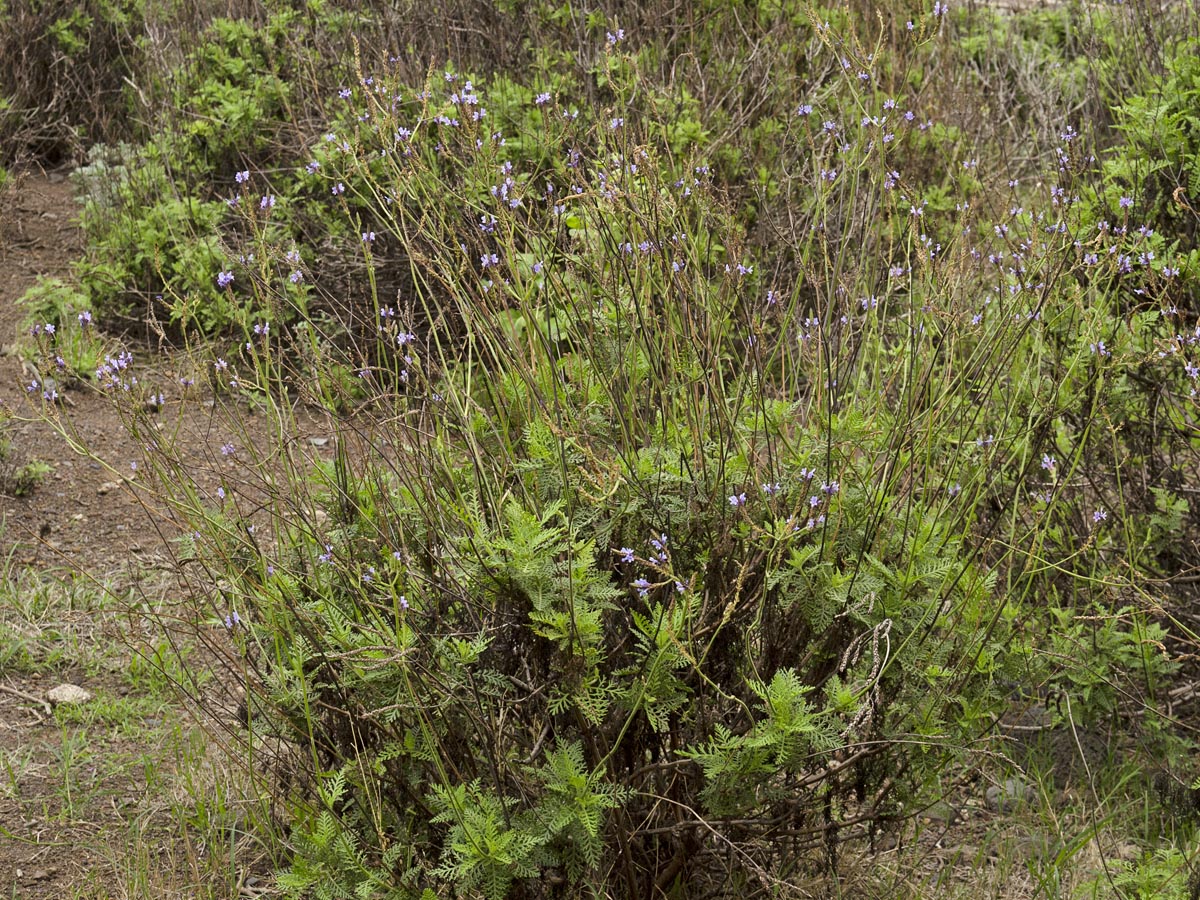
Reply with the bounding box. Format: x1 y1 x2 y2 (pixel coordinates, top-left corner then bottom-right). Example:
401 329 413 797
0 172 166 898
0 172 276 899
0 172 171 574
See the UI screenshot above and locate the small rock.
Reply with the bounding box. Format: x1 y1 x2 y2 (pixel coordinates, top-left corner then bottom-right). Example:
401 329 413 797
46 684 92 706
986 777 1033 813
97 481 121 496
308 436 329 447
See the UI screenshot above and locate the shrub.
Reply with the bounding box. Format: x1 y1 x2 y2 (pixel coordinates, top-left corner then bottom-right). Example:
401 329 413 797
22 0 1200 896
0 0 147 164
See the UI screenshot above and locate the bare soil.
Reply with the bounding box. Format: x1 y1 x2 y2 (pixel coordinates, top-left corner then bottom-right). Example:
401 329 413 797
0 171 277 899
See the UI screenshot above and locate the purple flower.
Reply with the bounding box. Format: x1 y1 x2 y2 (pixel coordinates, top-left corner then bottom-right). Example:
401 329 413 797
221 442 235 456
78 310 93 326
1041 453 1056 472
1092 508 1108 523
235 170 250 184
619 547 635 564
362 231 376 243
216 271 234 288
259 195 276 210
332 182 345 196
1119 196 1133 209
729 492 747 508
632 577 651 598
535 92 551 106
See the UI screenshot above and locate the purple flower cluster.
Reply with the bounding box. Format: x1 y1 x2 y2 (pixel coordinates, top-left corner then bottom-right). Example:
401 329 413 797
96 350 136 391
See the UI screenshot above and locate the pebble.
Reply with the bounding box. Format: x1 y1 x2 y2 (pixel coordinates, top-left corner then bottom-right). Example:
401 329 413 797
46 683 92 705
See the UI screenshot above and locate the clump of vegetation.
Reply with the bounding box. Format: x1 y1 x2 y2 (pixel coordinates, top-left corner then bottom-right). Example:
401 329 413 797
0 0 148 165
11 0 1200 896
0 438 51 496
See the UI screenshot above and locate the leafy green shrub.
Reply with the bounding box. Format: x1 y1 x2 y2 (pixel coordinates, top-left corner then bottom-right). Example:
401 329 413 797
1092 37 1200 259
11 4 367 334
68 146 232 330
